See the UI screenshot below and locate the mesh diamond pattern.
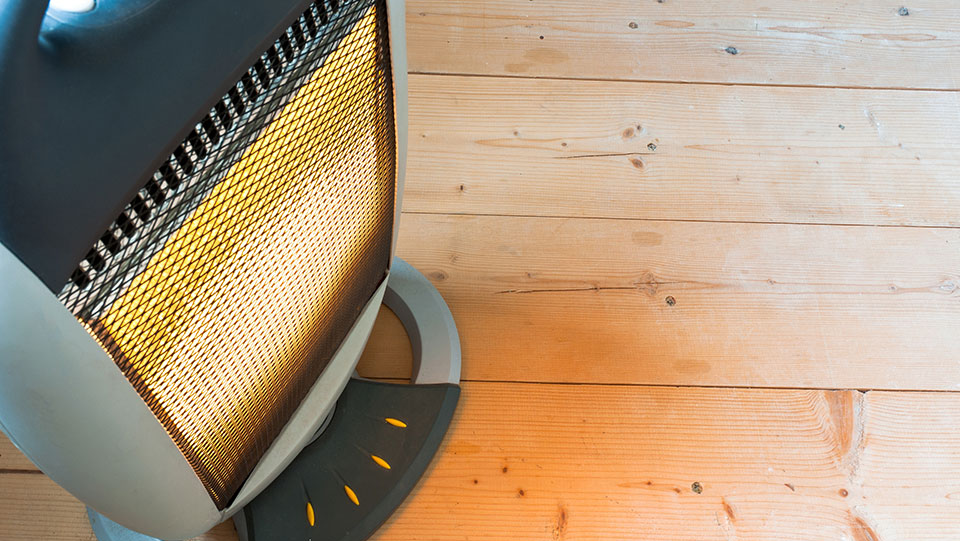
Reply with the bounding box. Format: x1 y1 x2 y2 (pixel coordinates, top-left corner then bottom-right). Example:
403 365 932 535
56 0 395 509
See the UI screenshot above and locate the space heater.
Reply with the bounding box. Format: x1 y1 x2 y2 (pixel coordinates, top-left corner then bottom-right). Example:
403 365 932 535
0 0 460 540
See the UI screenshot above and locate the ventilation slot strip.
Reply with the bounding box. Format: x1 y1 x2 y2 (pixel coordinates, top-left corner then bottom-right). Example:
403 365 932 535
66 0 337 292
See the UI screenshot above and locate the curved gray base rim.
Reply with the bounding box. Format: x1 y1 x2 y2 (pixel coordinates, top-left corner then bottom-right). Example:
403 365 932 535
383 257 461 385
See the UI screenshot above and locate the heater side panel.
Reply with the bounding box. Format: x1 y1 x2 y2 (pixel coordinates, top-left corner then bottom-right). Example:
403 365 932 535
0 243 220 540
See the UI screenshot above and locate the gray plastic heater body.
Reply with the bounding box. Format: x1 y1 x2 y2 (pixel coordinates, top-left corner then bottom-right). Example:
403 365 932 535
0 0 434 539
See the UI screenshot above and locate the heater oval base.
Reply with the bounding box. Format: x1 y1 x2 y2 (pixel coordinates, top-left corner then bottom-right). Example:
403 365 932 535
235 379 459 541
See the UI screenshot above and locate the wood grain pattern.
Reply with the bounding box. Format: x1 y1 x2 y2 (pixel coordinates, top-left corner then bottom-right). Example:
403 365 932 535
4 384 960 540
0 438 37 473
0 473 235 541
405 74 960 227
4 1 960 539
356 305 414 380
407 0 960 89
369 385 960 540
357 213 960 390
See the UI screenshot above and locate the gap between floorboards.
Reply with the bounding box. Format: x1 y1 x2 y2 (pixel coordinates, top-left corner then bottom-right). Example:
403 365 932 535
400 210 960 231
408 70 960 94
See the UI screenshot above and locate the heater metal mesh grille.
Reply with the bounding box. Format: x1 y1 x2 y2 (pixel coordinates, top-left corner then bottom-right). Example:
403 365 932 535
57 0 395 509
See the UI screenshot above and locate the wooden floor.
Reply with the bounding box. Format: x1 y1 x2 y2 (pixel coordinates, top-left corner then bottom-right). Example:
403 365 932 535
3 1 960 539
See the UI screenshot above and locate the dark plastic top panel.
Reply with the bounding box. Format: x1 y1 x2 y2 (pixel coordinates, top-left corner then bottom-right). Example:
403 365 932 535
0 0 315 291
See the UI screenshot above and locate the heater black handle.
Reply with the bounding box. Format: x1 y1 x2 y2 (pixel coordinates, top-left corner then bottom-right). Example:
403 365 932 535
0 0 317 291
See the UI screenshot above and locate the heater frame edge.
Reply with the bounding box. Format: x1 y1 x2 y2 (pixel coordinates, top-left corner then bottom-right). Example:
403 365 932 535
387 0 407 262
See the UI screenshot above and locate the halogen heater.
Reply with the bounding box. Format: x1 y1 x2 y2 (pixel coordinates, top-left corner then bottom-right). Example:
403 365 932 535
0 1 460 540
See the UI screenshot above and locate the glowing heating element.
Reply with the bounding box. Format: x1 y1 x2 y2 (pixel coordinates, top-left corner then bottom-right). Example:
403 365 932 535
64 2 396 509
